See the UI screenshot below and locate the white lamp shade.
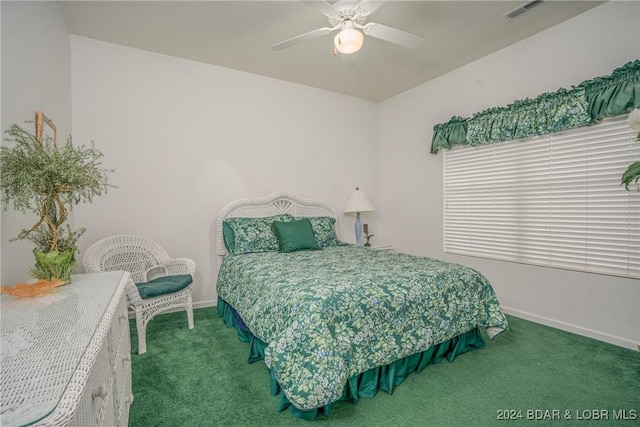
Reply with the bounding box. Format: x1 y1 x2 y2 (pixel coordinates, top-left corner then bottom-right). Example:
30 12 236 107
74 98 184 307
334 27 364 54
628 108 640 131
344 187 375 213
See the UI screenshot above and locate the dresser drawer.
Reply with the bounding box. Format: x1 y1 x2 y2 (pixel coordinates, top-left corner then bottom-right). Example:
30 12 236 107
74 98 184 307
111 323 129 406
108 294 129 363
100 382 116 427
69 340 113 426
115 357 133 427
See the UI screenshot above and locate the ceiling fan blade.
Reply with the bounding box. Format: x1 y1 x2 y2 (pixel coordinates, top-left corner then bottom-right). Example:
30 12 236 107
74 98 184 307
271 27 335 51
363 22 423 49
300 0 336 16
357 0 387 15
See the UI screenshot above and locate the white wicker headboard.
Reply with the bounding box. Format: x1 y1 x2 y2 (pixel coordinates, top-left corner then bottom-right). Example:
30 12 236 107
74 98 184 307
216 191 339 257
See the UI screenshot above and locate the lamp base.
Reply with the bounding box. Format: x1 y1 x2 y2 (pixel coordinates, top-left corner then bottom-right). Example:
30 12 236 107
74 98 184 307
354 213 362 247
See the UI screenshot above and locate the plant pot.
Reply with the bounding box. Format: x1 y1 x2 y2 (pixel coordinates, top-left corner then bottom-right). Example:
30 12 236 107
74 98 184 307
31 249 76 283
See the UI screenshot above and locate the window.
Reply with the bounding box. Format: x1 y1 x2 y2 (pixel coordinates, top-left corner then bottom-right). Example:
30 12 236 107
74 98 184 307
443 116 639 279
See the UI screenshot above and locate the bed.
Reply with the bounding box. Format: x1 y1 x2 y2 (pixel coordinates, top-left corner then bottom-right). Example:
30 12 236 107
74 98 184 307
215 191 508 419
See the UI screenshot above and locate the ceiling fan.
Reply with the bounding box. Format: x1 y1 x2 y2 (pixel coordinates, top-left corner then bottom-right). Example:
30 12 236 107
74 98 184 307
271 0 423 54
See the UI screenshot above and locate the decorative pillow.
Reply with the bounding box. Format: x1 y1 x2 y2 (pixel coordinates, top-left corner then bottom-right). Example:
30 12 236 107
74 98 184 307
300 216 341 247
225 214 294 254
222 221 235 252
272 218 320 253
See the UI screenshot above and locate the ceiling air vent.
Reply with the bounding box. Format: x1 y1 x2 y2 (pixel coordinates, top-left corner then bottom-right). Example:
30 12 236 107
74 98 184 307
503 0 546 20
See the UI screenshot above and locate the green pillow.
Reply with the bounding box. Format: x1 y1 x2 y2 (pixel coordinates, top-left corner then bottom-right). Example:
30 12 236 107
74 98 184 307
222 221 235 252
272 218 320 253
136 274 192 299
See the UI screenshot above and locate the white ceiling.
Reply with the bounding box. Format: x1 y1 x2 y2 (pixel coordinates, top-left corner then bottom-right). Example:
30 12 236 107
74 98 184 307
58 0 604 102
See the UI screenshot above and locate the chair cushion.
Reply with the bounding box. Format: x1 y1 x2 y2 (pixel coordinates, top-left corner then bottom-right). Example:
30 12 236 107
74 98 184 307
136 274 192 299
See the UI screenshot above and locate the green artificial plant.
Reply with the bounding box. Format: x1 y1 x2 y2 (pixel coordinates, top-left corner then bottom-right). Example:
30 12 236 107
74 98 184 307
0 123 113 282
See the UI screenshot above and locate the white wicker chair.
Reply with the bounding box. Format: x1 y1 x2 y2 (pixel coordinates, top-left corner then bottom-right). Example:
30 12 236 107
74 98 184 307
83 235 195 354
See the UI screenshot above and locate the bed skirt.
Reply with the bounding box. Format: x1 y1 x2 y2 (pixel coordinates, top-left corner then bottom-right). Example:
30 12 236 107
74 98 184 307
217 297 486 420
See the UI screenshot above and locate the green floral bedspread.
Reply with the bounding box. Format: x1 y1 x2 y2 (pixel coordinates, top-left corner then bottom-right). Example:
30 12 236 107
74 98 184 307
216 246 508 411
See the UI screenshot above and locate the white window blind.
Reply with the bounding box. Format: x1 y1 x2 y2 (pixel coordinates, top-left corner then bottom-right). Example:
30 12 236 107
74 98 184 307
443 116 640 279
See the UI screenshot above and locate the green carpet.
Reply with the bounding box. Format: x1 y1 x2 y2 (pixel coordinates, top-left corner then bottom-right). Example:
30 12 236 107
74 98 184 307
129 308 639 426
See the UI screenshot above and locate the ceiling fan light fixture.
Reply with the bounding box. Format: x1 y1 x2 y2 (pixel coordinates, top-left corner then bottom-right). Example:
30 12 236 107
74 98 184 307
334 27 363 54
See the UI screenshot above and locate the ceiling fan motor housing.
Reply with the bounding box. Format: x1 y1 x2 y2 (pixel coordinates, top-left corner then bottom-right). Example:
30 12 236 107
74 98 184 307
328 4 368 27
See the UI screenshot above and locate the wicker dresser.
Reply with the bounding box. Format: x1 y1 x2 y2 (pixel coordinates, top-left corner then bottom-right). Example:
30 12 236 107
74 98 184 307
1 271 133 426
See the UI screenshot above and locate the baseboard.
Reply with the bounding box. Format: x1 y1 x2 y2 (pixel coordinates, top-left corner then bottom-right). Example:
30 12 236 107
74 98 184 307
193 299 217 309
501 306 638 351
127 299 218 319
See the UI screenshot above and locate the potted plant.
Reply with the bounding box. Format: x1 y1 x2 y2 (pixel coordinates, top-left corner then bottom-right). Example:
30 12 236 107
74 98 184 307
0 123 113 283
623 109 640 190
621 132 640 190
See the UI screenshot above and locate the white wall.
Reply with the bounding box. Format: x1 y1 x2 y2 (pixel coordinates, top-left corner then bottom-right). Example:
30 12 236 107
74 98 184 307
1 1 72 284
379 1 640 349
70 36 380 306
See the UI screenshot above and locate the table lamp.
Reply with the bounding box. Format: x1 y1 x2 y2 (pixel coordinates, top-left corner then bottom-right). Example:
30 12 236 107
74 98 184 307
344 187 375 246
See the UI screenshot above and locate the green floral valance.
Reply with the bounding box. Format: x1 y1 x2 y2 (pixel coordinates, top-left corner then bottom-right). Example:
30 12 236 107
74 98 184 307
466 88 590 146
431 60 640 154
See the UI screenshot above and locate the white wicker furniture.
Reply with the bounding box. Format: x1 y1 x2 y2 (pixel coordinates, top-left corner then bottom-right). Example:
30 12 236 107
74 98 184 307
216 191 339 265
1 271 133 426
83 235 195 354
